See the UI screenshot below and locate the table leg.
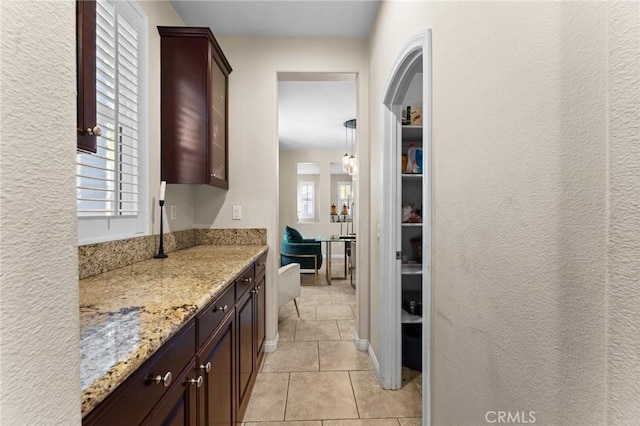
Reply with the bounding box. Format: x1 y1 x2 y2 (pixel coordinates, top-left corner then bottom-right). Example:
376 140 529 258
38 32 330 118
325 241 332 285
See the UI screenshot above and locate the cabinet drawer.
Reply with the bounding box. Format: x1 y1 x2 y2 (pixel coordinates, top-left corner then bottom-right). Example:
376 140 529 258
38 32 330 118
235 266 255 299
255 252 267 278
83 320 196 426
197 284 235 347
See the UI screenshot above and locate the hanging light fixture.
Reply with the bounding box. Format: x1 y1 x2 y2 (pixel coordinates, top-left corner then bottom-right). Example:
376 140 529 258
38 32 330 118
342 123 350 172
343 119 356 175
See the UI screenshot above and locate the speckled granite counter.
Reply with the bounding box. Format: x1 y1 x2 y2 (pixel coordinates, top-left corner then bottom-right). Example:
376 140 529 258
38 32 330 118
79 244 268 416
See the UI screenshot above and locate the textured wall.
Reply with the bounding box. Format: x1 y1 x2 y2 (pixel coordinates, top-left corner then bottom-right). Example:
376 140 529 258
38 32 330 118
606 1 640 423
193 37 370 343
134 1 193 236
0 1 80 423
368 2 611 424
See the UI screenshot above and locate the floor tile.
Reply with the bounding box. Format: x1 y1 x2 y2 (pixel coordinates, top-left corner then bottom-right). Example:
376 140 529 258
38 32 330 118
350 371 422 418
242 373 290 422
280 303 316 321
285 372 359 420
331 293 356 305
397 418 422 426
316 284 349 294
319 341 372 371
277 318 297 342
342 285 356 294
298 293 334 306
324 420 401 426
245 422 321 426
337 319 355 340
295 320 341 341
300 286 318 296
263 341 319 372
316 305 354 320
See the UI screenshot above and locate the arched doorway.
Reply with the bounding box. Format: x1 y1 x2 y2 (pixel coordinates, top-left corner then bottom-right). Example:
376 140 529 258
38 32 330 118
379 30 432 424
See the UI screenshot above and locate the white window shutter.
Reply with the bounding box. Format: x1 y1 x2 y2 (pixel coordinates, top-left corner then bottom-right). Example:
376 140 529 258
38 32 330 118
77 0 141 218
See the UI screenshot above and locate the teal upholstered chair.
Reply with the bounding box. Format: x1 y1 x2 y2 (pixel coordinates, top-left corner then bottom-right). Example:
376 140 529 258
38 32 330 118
280 226 323 285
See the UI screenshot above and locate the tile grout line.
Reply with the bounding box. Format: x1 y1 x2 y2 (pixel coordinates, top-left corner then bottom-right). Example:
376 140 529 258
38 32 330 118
347 370 362 419
282 371 291 422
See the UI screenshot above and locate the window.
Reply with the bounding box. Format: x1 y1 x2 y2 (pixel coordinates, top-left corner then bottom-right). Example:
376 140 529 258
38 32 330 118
338 181 352 216
76 0 147 244
298 181 316 221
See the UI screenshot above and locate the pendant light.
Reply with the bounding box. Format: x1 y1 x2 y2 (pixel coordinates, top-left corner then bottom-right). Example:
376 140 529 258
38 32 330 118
342 123 350 172
343 119 357 175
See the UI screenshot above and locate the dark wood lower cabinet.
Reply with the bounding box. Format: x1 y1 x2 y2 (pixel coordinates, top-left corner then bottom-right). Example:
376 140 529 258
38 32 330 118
198 312 235 426
255 271 266 358
83 253 267 426
142 359 198 426
236 288 255 417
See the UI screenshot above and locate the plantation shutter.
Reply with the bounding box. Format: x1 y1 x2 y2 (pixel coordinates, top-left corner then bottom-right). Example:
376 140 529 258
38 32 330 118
77 0 141 217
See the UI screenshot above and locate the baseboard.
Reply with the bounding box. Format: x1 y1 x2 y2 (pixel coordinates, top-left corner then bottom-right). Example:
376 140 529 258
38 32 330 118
355 331 380 376
368 344 380 377
354 331 368 351
263 333 279 352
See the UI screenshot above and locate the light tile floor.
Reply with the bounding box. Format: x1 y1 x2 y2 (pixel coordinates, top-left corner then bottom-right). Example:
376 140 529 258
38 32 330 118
242 260 422 425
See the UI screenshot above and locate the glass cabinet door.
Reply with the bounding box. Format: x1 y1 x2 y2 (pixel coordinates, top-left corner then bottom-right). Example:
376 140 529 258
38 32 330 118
209 57 227 186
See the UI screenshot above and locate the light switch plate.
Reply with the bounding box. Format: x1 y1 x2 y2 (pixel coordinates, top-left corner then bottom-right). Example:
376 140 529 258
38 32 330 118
232 205 242 220
169 205 177 221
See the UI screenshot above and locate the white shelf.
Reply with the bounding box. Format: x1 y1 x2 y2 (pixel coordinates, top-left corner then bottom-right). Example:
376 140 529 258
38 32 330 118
401 309 422 324
402 222 422 227
402 125 423 142
401 173 423 179
401 263 422 275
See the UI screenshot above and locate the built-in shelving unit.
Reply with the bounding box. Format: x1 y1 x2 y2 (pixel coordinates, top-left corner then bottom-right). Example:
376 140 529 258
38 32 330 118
400 119 424 371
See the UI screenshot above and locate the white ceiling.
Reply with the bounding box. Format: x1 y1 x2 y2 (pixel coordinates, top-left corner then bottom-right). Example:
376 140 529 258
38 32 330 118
278 80 356 151
170 1 368 152
170 1 380 38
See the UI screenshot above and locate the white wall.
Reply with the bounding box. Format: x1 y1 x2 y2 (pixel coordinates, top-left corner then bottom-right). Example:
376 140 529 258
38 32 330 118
136 1 193 235
0 1 80 423
369 2 616 424
193 37 369 343
606 1 640 422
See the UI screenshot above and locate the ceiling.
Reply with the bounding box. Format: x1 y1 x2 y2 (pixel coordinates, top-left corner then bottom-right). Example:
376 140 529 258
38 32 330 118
170 1 380 38
278 80 356 151
171 1 369 152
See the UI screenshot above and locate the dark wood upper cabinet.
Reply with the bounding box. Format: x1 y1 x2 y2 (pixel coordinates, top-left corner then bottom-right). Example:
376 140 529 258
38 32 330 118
76 0 98 153
158 26 232 189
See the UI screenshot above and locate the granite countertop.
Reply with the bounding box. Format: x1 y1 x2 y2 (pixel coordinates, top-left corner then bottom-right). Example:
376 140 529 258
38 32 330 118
79 244 268 416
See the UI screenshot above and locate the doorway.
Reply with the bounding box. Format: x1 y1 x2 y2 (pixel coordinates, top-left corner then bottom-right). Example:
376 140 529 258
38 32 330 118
276 72 362 333
379 31 432 424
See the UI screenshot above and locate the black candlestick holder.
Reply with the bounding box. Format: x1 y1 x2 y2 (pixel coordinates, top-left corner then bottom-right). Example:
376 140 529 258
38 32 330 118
154 200 168 259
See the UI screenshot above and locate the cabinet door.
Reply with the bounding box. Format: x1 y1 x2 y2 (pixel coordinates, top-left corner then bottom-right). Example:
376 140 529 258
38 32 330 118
255 274 266 358
198 312 235 426
76 0 97 153
236 290 255 413
159 33 209 184
142 359 198 426
208 55 228 188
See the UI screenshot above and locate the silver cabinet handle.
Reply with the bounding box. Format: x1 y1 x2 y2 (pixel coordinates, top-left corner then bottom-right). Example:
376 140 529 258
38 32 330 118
185 376 203 388
153 372 172 388
200 362 211 373
86 126 102 136
241 277 253 283
213 304 228 313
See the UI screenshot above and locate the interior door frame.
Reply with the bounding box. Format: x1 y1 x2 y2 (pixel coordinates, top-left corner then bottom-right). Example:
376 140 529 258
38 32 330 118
379 30 432 425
